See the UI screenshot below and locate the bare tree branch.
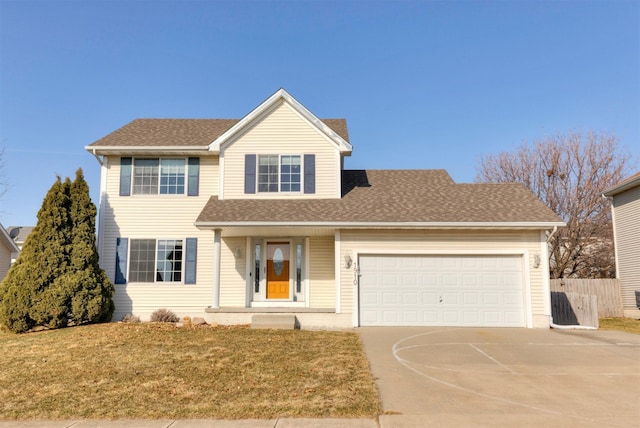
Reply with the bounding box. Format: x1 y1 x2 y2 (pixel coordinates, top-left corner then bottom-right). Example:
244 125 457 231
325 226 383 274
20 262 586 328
476 131 635 279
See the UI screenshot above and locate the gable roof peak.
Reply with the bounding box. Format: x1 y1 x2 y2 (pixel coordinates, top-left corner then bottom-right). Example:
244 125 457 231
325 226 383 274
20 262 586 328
209 88 353 155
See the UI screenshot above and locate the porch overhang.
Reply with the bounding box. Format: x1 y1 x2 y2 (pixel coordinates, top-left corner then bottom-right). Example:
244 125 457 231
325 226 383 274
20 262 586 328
193 221 566 236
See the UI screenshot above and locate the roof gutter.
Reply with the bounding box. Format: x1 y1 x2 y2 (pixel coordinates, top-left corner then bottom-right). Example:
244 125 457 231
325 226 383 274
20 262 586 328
602 174 640 196
85 145 210 155
194 221 567 230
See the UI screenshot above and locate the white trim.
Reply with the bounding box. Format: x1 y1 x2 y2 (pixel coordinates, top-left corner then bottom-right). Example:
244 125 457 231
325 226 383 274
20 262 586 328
219 150 225 200
540 230 552 325
212 230 221 308
335 151 341 199
352 249 532 328
304 237 310 308
522 250 533 328
97 158 108 266
209 88 352 154
609 199 621 279
603 174 640 196
334 230 342 314
245 237 252 307
252 239 297 302
85 145 209 153
196 221 567 229
0 224 19 253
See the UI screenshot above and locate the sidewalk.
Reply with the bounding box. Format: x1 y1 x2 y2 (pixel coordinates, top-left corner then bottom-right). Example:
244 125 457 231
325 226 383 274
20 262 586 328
1 418 381 428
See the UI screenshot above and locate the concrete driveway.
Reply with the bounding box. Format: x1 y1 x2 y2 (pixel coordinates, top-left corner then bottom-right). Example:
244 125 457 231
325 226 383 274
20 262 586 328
359 327 640 427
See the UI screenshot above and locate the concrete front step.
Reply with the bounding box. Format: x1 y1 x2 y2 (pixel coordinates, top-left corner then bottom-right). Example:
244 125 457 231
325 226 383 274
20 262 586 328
251 314 299 330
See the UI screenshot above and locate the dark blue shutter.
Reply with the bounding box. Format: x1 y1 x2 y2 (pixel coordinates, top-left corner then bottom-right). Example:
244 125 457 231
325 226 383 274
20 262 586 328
120 157 132 196
184 238 197 284
187 157 200 196
115 238 128 284
304 154 315 194
245 154 256 194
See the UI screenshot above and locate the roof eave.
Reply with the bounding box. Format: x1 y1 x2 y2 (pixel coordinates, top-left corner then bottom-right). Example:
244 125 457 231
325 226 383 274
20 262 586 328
603 175 640 197
85 145 212 155
0 225 20 253
195 221 566 230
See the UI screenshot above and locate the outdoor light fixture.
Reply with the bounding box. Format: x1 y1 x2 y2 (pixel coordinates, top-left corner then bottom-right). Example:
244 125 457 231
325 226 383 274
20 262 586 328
534 254 541 268
344 254 353 268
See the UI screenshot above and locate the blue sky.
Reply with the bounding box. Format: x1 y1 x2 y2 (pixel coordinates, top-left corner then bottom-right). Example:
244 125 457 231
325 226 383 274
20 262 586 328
1 0 638 228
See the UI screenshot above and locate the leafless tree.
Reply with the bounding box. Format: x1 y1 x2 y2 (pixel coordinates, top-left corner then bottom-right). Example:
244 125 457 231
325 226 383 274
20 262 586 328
476 131 634 279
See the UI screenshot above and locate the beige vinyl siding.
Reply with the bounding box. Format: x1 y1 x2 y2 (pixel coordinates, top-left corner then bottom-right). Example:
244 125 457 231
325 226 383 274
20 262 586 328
101 155 219 321
340 229 547 328
308 236 335 308
222 102 340 199
219 237 247 307
0 241 11 280
612 186 640 309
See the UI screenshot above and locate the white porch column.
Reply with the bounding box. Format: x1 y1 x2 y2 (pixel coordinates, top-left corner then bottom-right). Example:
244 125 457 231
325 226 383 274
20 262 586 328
212 229 221 308
334 230 341 314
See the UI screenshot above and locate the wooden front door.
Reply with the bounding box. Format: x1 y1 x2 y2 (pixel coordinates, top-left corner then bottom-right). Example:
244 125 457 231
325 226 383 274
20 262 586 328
267 242 290 299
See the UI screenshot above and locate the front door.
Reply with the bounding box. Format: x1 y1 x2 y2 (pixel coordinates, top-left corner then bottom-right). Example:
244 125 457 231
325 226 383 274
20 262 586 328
267 242 290 299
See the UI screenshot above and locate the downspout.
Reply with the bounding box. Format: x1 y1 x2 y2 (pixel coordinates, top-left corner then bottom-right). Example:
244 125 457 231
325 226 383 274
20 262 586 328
89 148 104 166
546 225 598 330
89 148 106 266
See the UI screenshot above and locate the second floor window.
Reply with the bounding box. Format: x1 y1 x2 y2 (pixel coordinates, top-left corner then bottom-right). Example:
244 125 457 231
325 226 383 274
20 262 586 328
121 157 198 197
133 159 185 195
244 153 314 195
258 155 301 193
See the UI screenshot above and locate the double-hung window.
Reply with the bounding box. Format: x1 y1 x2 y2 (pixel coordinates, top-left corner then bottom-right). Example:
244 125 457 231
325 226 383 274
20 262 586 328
115 238 197 284
245 154 314 195
257 155 301 193
120 157 199 196
133 159 185 195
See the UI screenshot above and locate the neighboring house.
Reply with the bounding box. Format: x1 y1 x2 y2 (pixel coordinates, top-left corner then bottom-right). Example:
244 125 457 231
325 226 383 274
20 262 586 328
6 226 34 263
0 224 20 281
604 172 640 318
86 89 564 328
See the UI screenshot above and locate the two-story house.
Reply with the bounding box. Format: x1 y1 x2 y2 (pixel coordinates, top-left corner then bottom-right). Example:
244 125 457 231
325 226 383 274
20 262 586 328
604 172 640 318
86 89 564 328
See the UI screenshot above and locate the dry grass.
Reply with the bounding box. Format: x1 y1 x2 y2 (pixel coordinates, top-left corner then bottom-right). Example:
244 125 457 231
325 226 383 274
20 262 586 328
599 317 640 334
0 323 380 420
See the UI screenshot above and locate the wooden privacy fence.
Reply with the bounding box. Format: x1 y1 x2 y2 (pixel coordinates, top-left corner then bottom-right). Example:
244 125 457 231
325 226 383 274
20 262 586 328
550 279 624 325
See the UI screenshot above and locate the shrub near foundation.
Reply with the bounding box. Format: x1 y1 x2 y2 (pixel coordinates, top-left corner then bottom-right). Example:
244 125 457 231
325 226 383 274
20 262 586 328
150 308 179 323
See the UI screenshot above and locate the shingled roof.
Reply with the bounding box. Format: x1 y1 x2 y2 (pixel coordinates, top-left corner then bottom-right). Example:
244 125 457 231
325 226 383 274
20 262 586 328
195 170 563 227
87 118 349 148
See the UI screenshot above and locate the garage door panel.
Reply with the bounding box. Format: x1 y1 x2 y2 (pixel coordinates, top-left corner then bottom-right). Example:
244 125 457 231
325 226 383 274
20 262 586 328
463 292 480 305
483 292 500 305
422 292 438 304
442 292 459 304
421 273 438 287
442 273 459 286
359 255 525 327
403 292 419 304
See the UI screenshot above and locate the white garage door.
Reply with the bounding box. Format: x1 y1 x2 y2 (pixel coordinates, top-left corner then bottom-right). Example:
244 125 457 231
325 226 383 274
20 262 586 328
359 255 525 327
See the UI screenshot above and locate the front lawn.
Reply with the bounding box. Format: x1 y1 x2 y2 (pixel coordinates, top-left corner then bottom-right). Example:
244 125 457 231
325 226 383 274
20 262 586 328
0 323 380 420
599 317 640 334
